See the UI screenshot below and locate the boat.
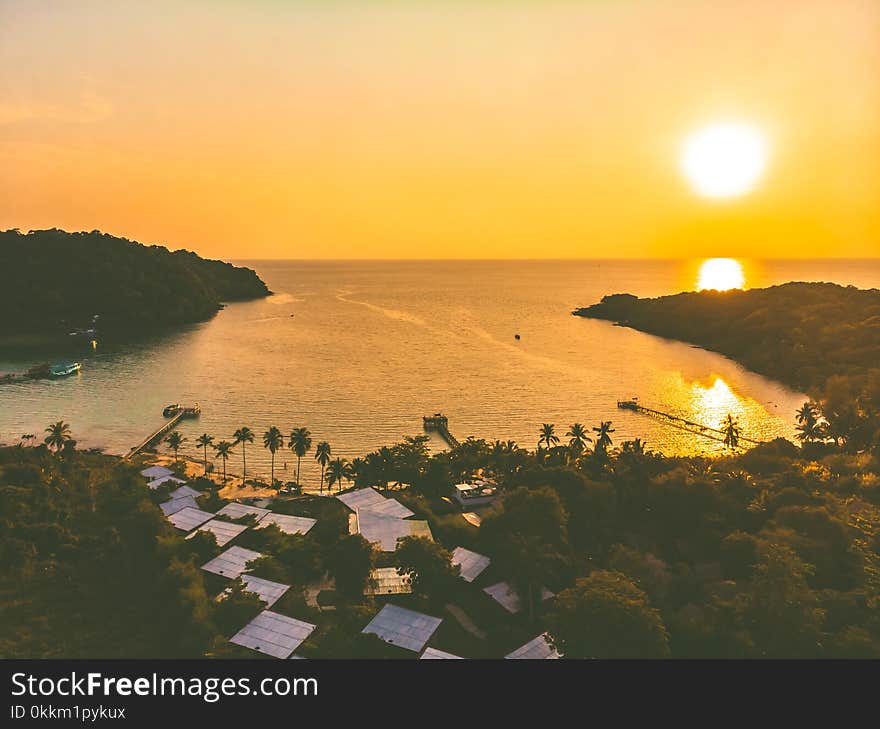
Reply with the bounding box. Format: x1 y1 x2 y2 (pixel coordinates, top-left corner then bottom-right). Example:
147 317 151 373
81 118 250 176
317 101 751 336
49 361 81 378
163 403 181 417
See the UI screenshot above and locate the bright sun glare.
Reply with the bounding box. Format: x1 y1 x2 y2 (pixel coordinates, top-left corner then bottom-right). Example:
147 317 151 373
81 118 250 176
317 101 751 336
697 258 745 291
681 122 768 199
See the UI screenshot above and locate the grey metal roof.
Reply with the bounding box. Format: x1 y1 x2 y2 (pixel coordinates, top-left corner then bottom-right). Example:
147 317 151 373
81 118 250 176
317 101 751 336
168 485 201 500
361 603 442 653
141 465 174 479
167 506 215 531
364 567 413 596
216 502 272 521
354 511 433 551
238 575 291 608
336 487 414 518
505 634 562 660
451 546 491 583
201 546 263 578
229 610 316 659
483 581 555 614
188 519 248 547
420 648 463 659
160 495 198 516
147 474 187 489
257 513 317 536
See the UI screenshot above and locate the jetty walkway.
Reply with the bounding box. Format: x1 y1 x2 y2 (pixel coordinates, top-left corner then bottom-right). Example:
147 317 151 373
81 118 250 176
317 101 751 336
125 404 201 460
617 399 763 447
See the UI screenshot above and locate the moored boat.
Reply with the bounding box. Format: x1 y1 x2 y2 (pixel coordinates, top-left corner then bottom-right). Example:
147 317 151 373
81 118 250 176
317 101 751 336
49 361 82 377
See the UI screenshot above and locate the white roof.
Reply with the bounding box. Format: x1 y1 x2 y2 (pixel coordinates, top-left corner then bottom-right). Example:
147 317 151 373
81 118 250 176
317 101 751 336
237 575 290 608
229 610 316 659
354 511 433 551
337 487 414 518
505 634 562 660
451 547 491 583
167 506 215 531
483 582 555 614
141 465 174 479
364 567 413 596
168 485 201 500
187 519 248 547
362 603 442 653
161 495 198 516
216 502 272 521
257 513 317 536
202 546 264 578
148 474 187 489
420 648 463 659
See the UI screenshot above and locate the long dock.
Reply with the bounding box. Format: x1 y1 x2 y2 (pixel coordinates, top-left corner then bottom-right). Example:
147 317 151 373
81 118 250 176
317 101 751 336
423 413 459 448
125 404 201 460
617 399 763 447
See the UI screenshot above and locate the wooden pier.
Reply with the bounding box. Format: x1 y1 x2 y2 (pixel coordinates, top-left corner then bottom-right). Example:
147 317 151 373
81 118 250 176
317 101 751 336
125 404 201 460
423 413 459 448
616 399 763 447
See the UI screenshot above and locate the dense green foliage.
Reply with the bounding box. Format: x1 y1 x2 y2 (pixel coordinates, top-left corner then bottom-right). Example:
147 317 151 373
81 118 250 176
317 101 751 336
0 228 269 336
0 447 219 657
575 282 880 395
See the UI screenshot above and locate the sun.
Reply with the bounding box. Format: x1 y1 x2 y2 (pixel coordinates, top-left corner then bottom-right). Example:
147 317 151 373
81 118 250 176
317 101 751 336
681 122 768 199
697 258 745 291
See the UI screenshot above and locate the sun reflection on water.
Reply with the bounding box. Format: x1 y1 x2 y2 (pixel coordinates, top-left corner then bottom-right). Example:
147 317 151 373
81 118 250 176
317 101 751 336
696 258 745 291
692 377 743 430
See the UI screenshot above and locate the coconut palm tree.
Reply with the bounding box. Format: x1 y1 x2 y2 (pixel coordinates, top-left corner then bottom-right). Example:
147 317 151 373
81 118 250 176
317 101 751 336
565 423 592 458
214 440 234 483
314 441 332 494
621 438 647 455
232 427 254 486
795 402 823 444
263 426 284 488
288 427 313 487
195 433 214 475
164 431 186 460
722 414 742 450
327 457 351 492
44 421 72 453
592 421 616 451
538 423 559 451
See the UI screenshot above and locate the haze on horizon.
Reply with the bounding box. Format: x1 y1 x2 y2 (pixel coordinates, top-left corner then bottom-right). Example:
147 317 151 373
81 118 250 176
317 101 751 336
1 0 878 260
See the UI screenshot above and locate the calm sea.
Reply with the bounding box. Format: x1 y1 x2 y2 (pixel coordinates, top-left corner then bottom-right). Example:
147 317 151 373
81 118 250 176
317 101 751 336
1 259 878 486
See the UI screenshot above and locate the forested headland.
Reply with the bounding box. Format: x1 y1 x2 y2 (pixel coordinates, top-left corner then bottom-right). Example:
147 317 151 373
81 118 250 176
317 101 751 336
574 282 880 395
0 228 270 339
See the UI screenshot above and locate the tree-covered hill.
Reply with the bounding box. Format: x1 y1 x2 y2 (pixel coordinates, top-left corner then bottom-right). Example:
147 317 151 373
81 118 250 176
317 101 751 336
0 228 270 336
574 282 880 395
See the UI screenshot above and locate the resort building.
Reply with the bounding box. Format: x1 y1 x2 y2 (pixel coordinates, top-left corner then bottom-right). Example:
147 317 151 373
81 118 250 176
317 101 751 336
351 510 433 552
452 481 497 508
230 610 316 659
363 567 413 596
505 634 562 660
361 603 442 653
483 581 555 614
451 546 491 583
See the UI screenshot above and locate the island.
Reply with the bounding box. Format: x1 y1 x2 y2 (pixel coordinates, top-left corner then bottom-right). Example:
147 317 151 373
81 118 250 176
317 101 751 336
0 228 271 344
574 282 880 395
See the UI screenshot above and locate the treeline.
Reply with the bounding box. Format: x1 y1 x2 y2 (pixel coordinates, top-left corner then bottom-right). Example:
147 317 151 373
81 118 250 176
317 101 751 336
0 228 270 336
574 282 880 395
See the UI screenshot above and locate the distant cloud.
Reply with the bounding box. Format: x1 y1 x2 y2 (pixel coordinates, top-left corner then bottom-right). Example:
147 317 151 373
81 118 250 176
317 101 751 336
0 89 113 125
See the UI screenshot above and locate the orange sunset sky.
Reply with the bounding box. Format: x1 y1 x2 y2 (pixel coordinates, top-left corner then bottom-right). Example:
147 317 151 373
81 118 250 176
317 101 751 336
1 0 878 259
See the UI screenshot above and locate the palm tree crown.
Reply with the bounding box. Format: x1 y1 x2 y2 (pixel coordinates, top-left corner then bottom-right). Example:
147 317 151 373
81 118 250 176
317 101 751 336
538 423 559 450
327 457 351 492
214 440 234 483
289 427 313 487
165 431 186 460
592 421 616 450
232 426 255 486
263 426 284 488
565 422 592 456
722 414 742 449
44 421 72 453
314 441 332 494
195 433 214 475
